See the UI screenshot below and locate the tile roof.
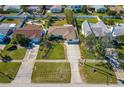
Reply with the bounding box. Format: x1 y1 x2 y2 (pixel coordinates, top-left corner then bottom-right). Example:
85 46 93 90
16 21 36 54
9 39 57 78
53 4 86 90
13 24 43 38
48 25 77 40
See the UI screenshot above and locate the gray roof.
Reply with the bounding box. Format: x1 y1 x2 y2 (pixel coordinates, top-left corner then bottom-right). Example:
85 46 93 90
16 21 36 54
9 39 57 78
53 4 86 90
82 20 110 37
112 25 124 37
0 23 11 35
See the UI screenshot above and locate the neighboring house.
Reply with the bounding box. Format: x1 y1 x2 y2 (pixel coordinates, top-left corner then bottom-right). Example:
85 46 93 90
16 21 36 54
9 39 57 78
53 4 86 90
112 24 124 37
50 5 62 13
48 24 79 43
13 24 44 44
108 6 124 14
82 20 111 37
3 5 21 12
88 5 107 12
68 5 83 11
0 23 16 43
28 5 42 11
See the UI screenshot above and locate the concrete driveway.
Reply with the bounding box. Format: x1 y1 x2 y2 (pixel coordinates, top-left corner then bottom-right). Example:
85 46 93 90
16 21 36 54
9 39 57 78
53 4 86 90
11 45 39 84
65 43 83 84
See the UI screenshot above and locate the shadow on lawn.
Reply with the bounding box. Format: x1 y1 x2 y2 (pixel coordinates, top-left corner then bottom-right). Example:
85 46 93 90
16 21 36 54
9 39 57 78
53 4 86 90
84 63 116 78
0 72 14 80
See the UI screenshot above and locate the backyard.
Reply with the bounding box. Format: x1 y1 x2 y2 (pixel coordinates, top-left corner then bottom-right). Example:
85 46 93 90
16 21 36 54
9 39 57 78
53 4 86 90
2 18 20 25
37 42 65 59
0 62 21 83
79 62 117 84
32 62 71 83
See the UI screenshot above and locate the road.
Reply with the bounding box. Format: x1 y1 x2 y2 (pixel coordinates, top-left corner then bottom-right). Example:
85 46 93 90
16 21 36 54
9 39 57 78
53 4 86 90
11 45 39 84
65 43 83 84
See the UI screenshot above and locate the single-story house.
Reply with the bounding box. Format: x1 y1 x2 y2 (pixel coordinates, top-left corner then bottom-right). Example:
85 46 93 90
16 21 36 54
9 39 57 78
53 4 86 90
112 24 124 37
48 24 79 43
3 5 21 12
0 23 16 43
50 5 62 13
68 5 83 11
13 24 44 44
108 6 124 14
88 5 107 13
82 20 111 37
28 5 42 11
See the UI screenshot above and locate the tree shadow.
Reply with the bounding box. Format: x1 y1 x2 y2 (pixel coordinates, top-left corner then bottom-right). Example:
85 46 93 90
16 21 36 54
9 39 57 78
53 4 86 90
0 72 14 80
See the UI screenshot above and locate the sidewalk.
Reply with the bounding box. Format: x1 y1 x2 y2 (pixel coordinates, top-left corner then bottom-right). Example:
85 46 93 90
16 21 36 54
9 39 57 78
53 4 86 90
11 45 39 84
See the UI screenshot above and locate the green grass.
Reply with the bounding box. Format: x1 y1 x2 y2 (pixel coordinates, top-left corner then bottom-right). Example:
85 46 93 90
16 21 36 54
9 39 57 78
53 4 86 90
52 19 67 26
79 62 117 84
1 45 27 60
37 43 65 59
0 62 21 83
32 62 71 83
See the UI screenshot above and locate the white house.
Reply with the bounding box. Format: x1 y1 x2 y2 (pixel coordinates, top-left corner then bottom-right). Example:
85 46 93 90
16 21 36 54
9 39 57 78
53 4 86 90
50 5 62 13
88 5 107 12
3 5 21 12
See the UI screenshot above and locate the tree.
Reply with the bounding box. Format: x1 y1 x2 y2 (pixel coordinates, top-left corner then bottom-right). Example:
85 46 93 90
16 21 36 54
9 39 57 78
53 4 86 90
117 35 124 43
64 9 75 26
82 5 89 14
107 10 117 16
15 34 31 47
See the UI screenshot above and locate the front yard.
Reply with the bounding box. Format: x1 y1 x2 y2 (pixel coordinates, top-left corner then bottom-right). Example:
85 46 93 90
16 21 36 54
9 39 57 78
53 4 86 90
0 62 21 83
79 62 117 84
1 44 27 60
32 62 71 83
37 43 65 59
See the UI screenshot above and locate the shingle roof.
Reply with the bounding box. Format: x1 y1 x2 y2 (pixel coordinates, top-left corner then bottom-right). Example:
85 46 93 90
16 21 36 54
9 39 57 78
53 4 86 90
82 21 110 37
13 24 43 38
0 23 11 35
48 25 77 40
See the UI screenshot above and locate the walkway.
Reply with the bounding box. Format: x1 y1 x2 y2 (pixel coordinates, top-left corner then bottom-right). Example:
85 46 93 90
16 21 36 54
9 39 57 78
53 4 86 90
11 45 39 84
65 43 83 84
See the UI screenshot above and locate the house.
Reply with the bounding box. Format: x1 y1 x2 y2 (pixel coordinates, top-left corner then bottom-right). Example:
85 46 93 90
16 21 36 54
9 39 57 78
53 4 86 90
3 5 21 12
108 6 124 14
82 20 111 37
88 5 107 13
68 5 83 11
48 24 79 43
28 5 42 11
13 24 44 44
0 23 16 43
50 5 62 13
112 24 124 37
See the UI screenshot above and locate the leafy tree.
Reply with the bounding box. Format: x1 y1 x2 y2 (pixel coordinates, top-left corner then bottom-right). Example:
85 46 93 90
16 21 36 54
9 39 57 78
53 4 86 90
117 35 124 43
82 5 89 14
64 9 75 26
107 10 117 16
15 34 31 47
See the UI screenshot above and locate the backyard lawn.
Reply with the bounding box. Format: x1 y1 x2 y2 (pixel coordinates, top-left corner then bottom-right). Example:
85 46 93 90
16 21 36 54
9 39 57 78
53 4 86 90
37 43 65 59
32 62 71 83
52 19 67 26
0 62 21 83
79 62 117 84
2 18 20 25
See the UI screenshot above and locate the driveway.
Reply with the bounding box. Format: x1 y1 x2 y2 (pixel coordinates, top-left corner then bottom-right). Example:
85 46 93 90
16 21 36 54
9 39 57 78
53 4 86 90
11 45 39 84
65 43 83 84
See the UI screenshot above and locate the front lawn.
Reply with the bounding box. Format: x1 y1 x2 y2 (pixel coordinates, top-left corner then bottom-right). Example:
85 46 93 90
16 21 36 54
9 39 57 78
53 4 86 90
37 43 65 59
1 45 27 60
79 62 117 84
0 62 21 83
52 19 67 26
32 62 71 83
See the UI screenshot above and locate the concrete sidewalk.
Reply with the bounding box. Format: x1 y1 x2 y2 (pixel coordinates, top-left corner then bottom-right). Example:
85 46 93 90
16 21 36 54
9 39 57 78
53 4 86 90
36 59 67 62
11 45 39 84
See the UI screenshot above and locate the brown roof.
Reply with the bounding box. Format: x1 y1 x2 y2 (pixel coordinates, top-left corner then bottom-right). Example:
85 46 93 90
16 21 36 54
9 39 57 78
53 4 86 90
48 25 77 40
109 6 124 13
13 24 43 38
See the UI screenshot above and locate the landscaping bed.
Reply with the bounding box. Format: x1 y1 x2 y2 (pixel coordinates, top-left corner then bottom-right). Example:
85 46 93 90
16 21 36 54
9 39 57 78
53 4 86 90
79 62 117 84
0 62 21 83
32 62 71 83
37 43 65 59
2 18 20 25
